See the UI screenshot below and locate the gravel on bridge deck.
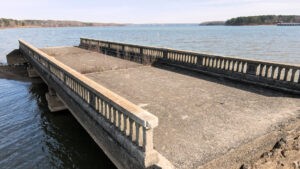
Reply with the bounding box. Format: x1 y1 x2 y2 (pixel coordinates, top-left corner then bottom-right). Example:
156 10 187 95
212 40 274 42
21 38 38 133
41 47 300 169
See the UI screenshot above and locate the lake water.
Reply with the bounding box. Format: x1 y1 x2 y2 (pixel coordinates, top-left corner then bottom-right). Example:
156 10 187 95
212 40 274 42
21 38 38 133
0 25 300 169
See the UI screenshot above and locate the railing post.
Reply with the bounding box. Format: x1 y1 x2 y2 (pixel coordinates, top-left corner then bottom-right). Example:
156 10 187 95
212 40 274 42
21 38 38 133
163 50 168 59
89 92 95 109
143 128 153 153
197 55 203 66
247 63 258 75
142 127 158 166
80 38 83 47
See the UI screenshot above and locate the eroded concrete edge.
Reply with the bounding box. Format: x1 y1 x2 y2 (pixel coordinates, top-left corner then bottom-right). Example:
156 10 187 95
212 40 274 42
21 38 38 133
198 115 300 169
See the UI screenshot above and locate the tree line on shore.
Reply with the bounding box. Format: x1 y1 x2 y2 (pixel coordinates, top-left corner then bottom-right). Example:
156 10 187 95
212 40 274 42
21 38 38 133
0 18 124 29
200 15 300 26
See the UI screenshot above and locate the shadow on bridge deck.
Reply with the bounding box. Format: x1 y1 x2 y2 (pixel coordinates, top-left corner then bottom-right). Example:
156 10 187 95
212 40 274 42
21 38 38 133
41 46 300 169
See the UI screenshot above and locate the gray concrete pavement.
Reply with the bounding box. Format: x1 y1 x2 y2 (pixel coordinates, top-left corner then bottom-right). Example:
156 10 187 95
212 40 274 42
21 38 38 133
40 47 143 74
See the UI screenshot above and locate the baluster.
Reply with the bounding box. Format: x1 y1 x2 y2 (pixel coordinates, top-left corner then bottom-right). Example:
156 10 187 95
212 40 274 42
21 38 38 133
75 84 79 94
298 71 300 83
233 61 237 71
239 62 244 72
136 124 141 146
270 66 276 79
101 100 104 115
264 65 269 78
220 59 224 69
225 60 230 70
130 119 134 141
231 61 235 71
86 90 88 103
207 57 210 67
213 59 217 68
236 61 239 72
124 115 129 136
186 55 189 63
225 60 229 70
283 68 289 81
219 59 222 69
118 112 122 129
291 69 297 82
113 109 117 126
83 88 86 101
194 56 199 65
103 101 106 116
187 55 190 63
244 62 248 73
259 64 265 76
109 104 112 122
95 96 98 111
229 60 233 71
277 67 283 80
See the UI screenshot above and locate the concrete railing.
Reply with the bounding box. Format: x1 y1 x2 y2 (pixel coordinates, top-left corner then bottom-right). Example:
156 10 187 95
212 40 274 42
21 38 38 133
19 40 159 167
80 38 300 94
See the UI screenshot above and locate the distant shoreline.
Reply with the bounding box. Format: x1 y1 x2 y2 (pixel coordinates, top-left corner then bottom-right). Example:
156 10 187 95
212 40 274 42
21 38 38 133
0 25 125 30
0 18 125 29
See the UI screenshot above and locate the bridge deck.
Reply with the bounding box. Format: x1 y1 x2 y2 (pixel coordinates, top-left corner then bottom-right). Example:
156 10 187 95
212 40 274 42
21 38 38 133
41 47 300 169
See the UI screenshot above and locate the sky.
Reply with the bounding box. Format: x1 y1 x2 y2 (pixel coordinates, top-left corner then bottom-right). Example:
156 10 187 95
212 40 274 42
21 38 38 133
1 0 300 24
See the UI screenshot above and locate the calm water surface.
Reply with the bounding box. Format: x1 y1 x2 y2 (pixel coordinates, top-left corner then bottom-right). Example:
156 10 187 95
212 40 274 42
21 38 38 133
0 25 300 169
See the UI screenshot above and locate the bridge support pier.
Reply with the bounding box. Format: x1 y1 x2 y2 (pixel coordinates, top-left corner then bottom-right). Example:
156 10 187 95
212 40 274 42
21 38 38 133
27 66 39 78
6 49 27 65
45 88 67 112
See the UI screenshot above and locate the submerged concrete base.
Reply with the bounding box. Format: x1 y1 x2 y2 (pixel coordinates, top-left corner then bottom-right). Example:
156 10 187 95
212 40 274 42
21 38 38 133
45 92 67 112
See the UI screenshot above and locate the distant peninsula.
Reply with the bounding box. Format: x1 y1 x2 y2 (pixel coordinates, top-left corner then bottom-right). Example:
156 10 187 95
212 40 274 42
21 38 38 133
200 15 300 26
199 21 225 26
0 18 125 29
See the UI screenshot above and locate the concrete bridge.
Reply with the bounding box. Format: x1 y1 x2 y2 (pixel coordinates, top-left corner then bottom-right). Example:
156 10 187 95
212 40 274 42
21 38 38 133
10 38 300 169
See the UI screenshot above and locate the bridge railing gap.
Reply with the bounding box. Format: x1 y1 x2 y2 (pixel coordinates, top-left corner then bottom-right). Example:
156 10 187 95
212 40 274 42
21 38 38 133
19 39 159 167
80 38 300 94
